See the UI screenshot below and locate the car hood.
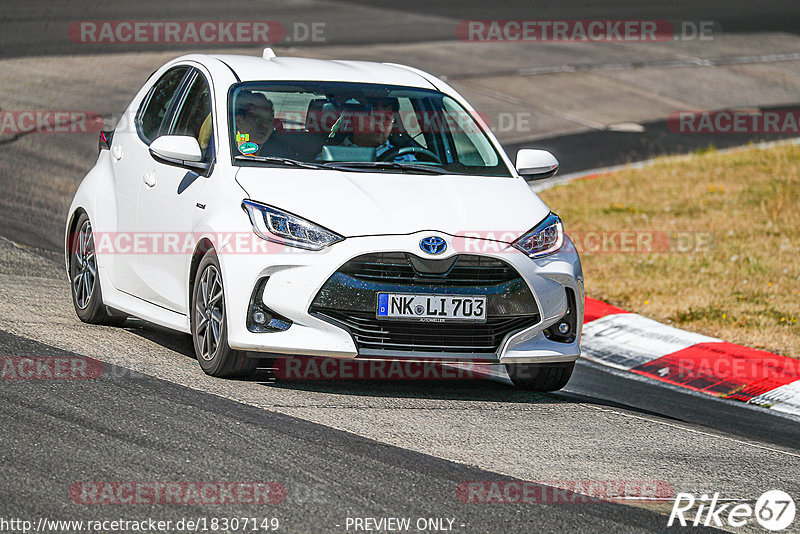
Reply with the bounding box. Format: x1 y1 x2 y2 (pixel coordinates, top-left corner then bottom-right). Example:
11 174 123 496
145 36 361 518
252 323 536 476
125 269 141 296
235 168 550 242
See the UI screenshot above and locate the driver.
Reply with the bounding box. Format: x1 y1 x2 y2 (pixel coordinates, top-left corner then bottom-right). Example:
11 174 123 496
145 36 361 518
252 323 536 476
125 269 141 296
343 98 418 162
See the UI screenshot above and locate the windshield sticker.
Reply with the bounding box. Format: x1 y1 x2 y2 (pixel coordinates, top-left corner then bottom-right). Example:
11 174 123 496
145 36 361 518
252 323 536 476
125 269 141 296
238 141 259 155
236 132 250 144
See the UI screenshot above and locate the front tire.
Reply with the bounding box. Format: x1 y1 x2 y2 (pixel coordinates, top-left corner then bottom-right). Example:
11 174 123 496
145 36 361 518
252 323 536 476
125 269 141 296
191 251 257 378
505 361 575 392
69 213 122 325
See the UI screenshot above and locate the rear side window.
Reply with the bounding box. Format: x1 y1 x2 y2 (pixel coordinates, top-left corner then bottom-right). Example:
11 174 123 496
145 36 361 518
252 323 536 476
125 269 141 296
169 73 213 154
138 67 188 143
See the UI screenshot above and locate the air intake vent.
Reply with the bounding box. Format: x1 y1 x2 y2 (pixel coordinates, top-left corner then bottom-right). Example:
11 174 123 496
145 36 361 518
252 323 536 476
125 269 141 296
311 252 539 357
339 252 518 287
315 310 538 355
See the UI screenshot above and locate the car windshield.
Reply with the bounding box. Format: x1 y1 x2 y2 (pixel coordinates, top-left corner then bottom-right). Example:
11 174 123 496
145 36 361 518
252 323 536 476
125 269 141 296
229 81 512 176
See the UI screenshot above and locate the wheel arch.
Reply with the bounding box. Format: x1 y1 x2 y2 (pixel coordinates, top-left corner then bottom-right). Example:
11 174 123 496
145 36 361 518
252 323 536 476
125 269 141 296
65 207 88 275
188 238 216 310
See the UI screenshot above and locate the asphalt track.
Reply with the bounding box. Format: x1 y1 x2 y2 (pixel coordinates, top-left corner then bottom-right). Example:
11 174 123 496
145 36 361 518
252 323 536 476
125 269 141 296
506 109 800 176
2 0 799 58
1 2 799 533
1 329 726 534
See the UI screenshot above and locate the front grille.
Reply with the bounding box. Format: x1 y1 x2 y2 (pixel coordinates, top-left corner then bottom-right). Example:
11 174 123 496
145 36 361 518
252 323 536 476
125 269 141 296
315 310 538 355
339 252 517 287
311 252 540 357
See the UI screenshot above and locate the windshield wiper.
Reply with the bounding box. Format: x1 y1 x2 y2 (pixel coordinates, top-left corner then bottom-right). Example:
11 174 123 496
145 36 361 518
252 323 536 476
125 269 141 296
235 156 456 175
234 155 327 170
321 161 455 175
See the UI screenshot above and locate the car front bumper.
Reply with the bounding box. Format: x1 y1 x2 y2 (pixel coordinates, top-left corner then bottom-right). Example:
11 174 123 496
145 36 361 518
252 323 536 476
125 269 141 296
219 231 583 364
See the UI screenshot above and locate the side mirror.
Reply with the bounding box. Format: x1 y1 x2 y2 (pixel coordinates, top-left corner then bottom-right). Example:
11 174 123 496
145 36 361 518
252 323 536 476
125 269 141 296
149 135 210 175
516 149 559 181
98 130 114 152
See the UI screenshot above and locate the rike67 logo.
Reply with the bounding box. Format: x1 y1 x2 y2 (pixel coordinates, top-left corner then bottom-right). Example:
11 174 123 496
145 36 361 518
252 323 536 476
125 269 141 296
668 490 795 531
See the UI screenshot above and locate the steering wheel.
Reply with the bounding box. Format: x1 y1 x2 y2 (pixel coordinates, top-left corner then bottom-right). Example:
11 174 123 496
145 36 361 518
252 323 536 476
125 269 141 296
377 146 441 163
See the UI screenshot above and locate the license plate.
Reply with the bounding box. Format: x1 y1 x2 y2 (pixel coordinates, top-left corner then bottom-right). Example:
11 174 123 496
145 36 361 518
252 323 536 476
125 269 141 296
376 293 487 323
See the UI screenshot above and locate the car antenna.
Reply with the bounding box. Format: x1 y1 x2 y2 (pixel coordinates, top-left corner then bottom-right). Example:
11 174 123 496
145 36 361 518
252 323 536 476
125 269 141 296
262 48 276 60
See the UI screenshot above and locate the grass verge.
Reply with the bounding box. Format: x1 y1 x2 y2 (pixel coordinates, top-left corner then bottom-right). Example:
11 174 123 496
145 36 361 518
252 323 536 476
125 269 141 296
538 143 800 358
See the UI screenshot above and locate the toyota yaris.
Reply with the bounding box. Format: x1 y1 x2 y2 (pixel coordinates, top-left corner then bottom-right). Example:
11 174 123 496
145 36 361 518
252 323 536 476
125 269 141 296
65 49 584 391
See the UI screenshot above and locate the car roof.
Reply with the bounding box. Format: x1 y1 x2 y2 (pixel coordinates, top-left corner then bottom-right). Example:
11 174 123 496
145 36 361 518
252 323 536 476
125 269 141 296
210 54 439 89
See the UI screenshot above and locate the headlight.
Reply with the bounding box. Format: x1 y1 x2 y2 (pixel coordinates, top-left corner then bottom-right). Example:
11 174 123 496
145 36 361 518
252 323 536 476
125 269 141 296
512 213 564 258
242 200 344 251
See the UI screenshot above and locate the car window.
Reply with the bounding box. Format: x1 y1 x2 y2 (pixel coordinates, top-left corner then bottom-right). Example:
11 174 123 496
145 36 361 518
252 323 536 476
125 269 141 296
441 97 498 167
138 67 188 143
398 97 427 149
229 82 512 176
170 72 213 158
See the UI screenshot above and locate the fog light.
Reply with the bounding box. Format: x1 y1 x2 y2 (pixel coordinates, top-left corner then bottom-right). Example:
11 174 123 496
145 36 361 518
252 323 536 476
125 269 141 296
557 322 570 335
247 277 293 333
252 310 268 325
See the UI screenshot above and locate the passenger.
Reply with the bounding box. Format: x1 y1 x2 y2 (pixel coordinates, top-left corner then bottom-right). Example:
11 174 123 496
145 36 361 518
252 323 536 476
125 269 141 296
234 91 299 159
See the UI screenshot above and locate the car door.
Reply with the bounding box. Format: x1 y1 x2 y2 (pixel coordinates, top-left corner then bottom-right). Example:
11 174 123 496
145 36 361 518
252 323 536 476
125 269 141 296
134 68 214 312
108 65 190 297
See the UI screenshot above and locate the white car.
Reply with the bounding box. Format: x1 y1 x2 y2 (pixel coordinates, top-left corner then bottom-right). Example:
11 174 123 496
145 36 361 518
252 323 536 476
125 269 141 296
65 49 584 391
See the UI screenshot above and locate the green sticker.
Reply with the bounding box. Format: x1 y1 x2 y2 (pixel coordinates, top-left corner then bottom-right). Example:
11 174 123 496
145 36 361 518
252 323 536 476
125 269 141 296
238 142 259 155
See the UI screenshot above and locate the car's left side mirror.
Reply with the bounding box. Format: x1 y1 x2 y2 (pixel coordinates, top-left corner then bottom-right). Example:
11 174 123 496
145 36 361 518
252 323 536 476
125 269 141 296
149 135 211 175
516 149 559 181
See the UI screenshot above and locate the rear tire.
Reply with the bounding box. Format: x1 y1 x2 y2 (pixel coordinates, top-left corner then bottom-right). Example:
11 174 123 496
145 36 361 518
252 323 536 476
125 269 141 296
191 250 257 378
505 361 575 392
68 213 124 326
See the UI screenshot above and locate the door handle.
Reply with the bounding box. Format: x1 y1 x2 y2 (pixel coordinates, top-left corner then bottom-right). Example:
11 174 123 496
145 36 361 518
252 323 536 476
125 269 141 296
143 170 156 187
112 144 123 161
